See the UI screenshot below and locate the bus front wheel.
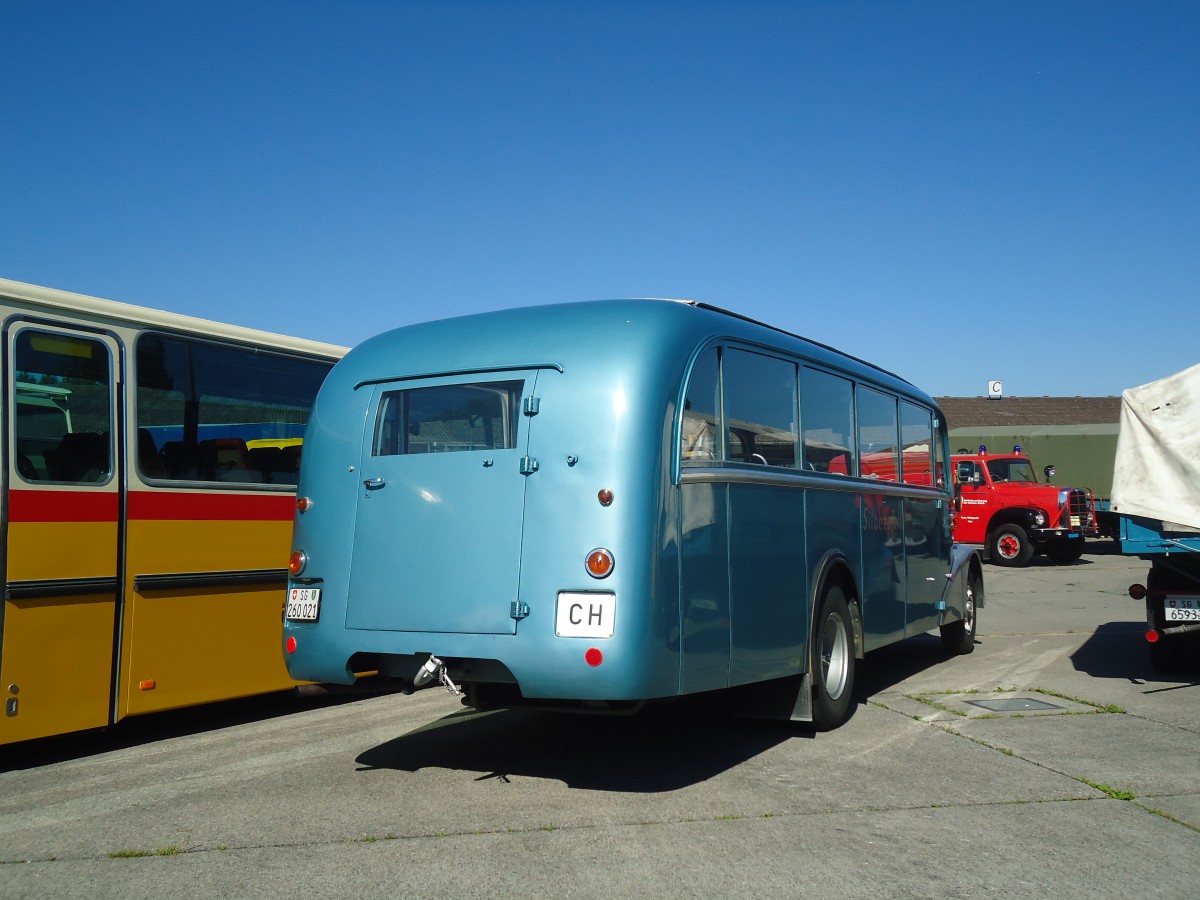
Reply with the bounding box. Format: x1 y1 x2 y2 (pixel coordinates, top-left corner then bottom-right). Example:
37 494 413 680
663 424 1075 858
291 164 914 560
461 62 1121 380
811 584 855 731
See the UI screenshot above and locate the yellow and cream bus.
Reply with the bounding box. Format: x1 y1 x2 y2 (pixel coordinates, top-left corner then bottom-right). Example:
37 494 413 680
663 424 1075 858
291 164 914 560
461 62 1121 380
1 278 345 745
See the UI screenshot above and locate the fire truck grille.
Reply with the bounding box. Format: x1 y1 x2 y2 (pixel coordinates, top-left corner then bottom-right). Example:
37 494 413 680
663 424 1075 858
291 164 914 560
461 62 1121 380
1066 489 1093 528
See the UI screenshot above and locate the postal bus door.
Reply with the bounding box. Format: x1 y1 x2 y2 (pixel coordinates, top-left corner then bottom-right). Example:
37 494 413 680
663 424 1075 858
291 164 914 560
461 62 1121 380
1 323 122 744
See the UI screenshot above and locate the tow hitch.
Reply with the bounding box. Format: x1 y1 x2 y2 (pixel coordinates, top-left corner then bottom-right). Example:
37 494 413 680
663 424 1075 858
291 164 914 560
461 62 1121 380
411 655 463 695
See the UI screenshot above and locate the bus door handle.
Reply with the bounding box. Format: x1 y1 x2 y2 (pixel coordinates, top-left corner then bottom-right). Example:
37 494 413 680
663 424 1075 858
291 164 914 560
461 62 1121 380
363 476 386 490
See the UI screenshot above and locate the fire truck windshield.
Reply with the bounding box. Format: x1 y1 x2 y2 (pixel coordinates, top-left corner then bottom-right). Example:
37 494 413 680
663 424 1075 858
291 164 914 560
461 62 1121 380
986 458 1039 483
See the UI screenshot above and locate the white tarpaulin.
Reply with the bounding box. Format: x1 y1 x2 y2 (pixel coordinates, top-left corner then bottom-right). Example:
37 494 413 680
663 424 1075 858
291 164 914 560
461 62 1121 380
1111 363 1200 529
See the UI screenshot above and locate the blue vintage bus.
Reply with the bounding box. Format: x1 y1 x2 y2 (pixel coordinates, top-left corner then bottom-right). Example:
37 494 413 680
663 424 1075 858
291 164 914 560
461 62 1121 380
283 299 982 729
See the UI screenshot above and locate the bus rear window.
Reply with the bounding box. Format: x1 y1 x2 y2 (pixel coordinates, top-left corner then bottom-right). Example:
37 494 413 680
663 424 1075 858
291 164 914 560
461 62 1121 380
373 381 523 455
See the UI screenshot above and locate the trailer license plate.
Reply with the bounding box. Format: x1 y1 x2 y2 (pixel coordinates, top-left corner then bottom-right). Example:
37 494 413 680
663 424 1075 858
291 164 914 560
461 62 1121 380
1164 598 1200 621
286 587 321 621
555 592 615 638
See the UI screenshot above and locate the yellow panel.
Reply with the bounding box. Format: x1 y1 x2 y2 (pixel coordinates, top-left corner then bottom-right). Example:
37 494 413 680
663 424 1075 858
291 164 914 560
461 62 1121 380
7 522 118 581
125 519 293 574
0 594 116 745
119 517 297 718
122 584 294 716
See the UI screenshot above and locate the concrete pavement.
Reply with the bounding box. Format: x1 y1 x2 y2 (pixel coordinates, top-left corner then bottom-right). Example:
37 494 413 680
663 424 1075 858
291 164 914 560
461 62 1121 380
0 545 1196 898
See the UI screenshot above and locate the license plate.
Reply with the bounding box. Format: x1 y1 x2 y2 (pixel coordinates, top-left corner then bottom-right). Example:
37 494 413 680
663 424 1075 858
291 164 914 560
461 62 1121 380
555 592 615 638
1164 598 1200 622
286 587 321 621
1070 516 1082 527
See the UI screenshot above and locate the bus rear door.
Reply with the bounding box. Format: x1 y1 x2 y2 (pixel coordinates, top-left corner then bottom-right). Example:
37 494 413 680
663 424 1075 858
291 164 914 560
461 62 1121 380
2 324 122 743
346 373 538 635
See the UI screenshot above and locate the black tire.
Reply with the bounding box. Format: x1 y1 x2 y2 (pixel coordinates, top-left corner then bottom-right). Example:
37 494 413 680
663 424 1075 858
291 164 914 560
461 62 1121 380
940 571 979 655
1044 539 1085 564
811 584 855 731
988 524 1033 567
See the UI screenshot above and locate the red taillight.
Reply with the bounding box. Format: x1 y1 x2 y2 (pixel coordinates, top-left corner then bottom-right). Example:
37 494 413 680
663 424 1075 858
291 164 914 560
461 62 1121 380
1146 630 1159 644
286 636 297 654
296 496 313 513
585 647 603 667
585 548 614 579
597 489 614 507
289 550 308 577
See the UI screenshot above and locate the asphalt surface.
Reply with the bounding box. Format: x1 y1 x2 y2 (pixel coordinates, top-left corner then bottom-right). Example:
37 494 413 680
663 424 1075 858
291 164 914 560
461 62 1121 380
1 543 1197 899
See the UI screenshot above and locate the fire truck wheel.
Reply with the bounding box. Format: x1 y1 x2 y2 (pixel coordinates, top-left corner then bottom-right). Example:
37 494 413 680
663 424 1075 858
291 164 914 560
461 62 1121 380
811 583 855 731
940 571 979 655
988 524 1033 567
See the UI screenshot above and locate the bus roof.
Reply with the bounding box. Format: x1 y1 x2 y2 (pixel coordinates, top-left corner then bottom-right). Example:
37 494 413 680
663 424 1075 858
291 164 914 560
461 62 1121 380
341 298 935 407
0 277 348 360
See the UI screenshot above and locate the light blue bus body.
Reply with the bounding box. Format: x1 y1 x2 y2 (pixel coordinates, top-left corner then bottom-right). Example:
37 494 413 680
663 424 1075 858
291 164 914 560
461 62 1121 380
284 300 982 727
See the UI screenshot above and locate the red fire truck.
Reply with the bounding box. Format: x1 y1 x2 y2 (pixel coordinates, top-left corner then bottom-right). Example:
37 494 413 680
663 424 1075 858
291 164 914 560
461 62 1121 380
953 446 1099 567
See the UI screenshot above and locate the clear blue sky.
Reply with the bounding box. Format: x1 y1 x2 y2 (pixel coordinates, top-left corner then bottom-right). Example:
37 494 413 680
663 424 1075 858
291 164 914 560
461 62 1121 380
3 1 1196 397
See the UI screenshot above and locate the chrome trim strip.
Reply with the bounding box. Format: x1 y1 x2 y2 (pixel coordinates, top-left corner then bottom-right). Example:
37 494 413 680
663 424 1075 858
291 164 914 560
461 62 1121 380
679 465 948 500
134 568 288 592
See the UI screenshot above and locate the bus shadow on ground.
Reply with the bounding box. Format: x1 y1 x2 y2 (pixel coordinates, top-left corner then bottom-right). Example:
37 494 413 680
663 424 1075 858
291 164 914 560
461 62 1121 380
1071 622 1200 684
355 639 959 792
355 696 808 792
854 633 969 697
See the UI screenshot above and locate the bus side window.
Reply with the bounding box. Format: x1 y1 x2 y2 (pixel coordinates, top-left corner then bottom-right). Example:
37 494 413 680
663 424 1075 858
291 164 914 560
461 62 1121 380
800 366 854 475
681 348 719 462
135 332 329 487
900 402 934 487
856 387 899 482
722 349 798 467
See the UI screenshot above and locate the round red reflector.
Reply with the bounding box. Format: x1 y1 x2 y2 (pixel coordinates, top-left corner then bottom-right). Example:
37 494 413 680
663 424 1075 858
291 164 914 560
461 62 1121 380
1145 631 1159 644
288 550 307 576
296 496 313 513
598 489 614 507
585 548 614 579
286 636 297 654
585 647 603 667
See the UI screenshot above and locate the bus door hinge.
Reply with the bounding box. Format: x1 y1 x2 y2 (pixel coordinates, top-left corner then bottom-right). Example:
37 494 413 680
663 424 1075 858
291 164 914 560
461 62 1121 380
523 396 541 416
510 600 530 620
520 456 540 475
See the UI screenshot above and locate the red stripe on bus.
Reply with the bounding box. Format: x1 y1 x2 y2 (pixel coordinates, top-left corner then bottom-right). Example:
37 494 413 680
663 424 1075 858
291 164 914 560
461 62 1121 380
8 489 294 522
8 490 119 522
128 491 295 521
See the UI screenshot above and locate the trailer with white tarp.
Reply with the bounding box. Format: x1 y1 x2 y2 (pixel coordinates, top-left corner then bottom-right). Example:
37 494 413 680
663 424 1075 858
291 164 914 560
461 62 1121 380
1112 363 1200 672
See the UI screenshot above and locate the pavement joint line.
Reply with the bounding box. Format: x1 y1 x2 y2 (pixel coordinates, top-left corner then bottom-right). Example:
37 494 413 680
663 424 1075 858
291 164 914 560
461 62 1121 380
921 720 1200 833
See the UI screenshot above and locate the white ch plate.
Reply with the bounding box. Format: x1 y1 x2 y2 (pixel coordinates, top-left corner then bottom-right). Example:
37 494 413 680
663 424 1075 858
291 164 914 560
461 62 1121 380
555 591 615 638
286 587 321 621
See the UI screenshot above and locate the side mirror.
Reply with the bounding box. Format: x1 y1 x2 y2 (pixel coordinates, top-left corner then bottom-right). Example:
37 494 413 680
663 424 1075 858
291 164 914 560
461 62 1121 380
1044 464 1055 483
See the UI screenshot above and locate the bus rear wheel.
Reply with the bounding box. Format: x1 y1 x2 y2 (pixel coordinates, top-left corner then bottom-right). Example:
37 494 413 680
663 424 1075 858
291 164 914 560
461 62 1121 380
988 524 1033 567
811 584 855 731
940 570 979 655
